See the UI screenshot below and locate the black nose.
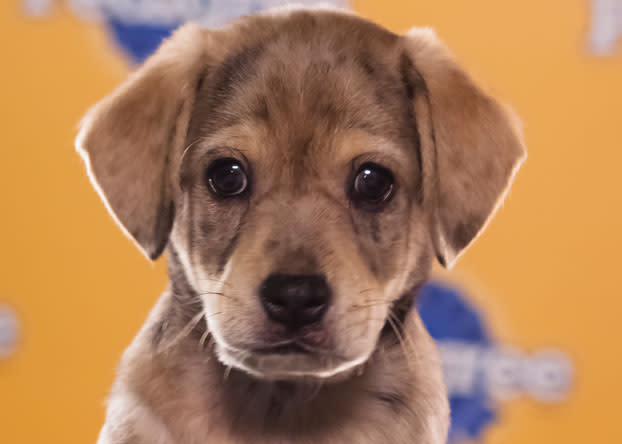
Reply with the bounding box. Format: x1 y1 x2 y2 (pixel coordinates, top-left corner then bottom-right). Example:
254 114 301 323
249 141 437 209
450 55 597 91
260 274 331 330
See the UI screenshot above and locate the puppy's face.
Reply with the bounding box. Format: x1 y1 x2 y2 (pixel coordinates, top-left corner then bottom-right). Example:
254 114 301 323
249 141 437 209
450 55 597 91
77 11 525 380
177 45 425 378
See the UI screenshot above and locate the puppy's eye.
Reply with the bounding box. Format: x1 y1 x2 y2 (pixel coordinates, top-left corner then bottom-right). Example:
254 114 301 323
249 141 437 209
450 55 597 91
352 162 394 206
206 158 248 197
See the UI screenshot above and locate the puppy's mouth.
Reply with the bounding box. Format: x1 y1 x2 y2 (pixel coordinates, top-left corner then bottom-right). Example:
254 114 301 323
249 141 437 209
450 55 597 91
215 339 369 382
253 341 315 355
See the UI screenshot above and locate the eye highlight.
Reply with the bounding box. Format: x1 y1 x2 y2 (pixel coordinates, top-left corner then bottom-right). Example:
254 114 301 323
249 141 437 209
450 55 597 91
351 162 395 207
205 158 248 197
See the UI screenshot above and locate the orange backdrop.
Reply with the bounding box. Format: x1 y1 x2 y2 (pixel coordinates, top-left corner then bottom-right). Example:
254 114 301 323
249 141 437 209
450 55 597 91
1 1 620 443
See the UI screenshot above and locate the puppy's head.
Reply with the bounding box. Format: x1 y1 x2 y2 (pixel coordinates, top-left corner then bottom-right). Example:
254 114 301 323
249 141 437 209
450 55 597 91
76 11 525 381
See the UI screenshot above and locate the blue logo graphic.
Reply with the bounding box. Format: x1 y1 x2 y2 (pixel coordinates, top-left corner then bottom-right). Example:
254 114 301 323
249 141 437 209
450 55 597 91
106 19 175 63
100 1 348 63
22 1 348 63
418 282 573 443
417 283 496 443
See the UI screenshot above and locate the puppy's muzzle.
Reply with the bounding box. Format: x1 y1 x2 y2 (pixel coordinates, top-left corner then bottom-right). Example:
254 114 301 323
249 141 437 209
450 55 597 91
260 274 331 331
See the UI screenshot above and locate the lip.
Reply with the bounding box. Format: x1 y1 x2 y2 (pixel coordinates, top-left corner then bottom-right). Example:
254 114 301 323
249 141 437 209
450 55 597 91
218 341 368 381
253 341 315 355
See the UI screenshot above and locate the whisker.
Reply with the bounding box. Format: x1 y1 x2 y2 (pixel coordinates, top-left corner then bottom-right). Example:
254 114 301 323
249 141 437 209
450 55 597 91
388 308 414 348
387 309 408 339
387 308 421 374
172 294 203 307
199 329 211 351
386 313 416 373
158 310 206 354
336 317 386 336
206 334 216 351
224 365 233 380
302 380 324 402
179 137 205 167
197 277 231 287
350 301 389 310
197 291 238 301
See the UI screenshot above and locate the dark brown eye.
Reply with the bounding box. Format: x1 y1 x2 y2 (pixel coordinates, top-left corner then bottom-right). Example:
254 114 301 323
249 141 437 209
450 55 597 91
206 158 248 197
352 162 394 206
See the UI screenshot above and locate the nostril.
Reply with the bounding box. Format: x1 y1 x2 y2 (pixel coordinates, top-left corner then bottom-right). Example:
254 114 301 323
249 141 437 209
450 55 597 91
266 290 287 308
306 296 326 308
301 304 326 322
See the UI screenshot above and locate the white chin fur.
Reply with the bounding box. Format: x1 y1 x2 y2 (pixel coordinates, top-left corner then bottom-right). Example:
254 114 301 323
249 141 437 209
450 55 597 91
215 343 370 382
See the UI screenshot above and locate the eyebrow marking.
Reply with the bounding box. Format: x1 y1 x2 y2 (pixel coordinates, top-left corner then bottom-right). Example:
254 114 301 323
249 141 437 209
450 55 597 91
191 43 266 135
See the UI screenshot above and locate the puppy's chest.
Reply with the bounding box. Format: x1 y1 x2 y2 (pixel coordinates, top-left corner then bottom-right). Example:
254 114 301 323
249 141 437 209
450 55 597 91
161 383 417 444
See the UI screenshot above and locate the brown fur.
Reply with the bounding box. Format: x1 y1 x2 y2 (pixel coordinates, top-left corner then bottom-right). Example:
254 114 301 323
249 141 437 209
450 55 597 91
76 8 525 444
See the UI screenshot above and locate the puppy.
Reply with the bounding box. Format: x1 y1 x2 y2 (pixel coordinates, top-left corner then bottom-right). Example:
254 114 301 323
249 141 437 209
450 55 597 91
76 7 525 444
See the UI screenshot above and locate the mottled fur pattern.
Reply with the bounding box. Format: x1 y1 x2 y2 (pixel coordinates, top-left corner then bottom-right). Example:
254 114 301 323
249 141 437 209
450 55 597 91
76 7 525 444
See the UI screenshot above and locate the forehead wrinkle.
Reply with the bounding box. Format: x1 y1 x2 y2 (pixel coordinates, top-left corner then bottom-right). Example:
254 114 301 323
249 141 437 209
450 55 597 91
187 10 406 137
206 48 398 133
335 130 414 166
188 43 268 138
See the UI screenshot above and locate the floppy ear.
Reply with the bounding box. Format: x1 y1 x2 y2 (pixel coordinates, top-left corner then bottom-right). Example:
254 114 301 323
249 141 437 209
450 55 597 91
402 28 526 268
76 24 209 260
